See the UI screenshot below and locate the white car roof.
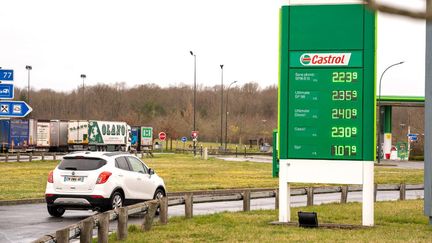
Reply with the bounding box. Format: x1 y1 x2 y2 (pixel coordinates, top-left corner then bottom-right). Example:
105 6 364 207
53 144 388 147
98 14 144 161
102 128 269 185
64 151 132 160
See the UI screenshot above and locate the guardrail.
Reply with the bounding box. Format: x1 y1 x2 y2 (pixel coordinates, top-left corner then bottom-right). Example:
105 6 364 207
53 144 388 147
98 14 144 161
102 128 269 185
0 152 68 162
32 183 424 243
33 200 160 243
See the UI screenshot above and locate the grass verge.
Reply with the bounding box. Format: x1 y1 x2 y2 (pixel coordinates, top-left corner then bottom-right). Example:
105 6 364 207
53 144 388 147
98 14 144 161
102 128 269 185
0 154 424 201
109 200 432 243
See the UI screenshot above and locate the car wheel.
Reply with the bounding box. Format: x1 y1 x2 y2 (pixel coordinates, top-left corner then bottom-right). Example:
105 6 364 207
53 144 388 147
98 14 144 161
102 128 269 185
153 188 165 215
47 205 65 217
110 191 123 210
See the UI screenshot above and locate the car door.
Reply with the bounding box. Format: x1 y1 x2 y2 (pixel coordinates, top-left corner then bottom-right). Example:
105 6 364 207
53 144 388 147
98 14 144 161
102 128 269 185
126 156 155 199
114 156 134 199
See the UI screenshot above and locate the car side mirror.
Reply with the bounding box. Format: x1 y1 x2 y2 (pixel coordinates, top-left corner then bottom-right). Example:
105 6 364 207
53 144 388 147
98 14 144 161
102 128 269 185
149 168 155 175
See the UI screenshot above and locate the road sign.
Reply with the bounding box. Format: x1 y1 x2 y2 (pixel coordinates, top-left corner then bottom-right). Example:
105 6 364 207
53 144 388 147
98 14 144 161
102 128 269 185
181 136 187 143
408 134 418 141
158 132 166 141
0 101 32 117
0 84 14 99
0 70 13 81
191 131 198 139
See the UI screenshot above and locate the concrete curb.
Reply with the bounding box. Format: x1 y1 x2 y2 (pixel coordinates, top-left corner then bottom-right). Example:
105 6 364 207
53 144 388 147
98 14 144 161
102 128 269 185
0 198 45 206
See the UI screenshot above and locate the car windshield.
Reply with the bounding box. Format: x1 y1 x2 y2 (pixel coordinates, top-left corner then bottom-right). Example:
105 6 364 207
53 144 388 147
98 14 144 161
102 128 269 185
58 157 107 171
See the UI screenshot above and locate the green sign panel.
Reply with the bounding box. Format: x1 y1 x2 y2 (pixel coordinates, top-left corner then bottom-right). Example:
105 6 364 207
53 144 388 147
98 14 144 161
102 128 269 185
141 127 153 138
278 4 376 161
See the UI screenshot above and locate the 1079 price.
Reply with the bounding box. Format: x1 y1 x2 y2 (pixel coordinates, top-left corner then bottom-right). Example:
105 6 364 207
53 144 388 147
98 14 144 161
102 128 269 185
331 145 357 157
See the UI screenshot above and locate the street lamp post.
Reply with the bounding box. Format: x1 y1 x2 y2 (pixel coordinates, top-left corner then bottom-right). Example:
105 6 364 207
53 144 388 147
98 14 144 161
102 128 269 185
220 64 224 148
377 61 404 164
190 51 197 156
225 81 237 151
25 65 32 104
80 74 86 119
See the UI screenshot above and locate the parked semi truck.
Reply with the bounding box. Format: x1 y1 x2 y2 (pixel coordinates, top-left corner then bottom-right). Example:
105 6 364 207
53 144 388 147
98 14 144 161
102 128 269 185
0 119 30 152
29 120 51 151
68 120 131 151
67 120 89 151
50 120 68 151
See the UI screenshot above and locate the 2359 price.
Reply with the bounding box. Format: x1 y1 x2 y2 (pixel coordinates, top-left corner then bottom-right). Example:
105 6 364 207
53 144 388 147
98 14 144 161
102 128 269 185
332 90 358 101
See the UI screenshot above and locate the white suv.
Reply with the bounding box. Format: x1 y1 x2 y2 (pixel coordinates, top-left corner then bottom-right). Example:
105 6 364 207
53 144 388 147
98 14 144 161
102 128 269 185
45 152 166 217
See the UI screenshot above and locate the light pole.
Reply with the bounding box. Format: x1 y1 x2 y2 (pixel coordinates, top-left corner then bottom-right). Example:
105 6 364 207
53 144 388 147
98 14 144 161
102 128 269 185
220 64 224 148
190 51 197 156
80 74 86 119
25 65 32 104
225 81 237 151
377 61 404 164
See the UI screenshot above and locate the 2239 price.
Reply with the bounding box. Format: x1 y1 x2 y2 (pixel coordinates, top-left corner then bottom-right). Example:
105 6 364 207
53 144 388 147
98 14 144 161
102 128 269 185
332 72 358 83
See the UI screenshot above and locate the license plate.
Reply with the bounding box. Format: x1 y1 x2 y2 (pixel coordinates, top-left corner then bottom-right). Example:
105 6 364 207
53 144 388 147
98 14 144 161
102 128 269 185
64 176 84 182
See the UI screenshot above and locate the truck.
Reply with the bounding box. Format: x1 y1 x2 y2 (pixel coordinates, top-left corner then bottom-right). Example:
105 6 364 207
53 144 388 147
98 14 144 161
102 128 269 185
67 120 89 151
140 126 153 151
87 120 131 151
68 120 131 151
29 120 50 151
49 120 68 151
130 126 141 151
0 119 10 152
0 119 30 152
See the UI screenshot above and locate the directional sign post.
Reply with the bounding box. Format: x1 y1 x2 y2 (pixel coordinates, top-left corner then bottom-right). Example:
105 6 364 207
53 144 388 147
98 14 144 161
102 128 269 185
0 70 14 81
181 136 187 153
0 84 14 99
0 101 32 117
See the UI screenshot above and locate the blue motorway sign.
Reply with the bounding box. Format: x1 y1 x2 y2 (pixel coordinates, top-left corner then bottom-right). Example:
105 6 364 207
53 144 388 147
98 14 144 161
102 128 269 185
408 134 418 141
0 101 32 117
181 136 187 143
0 70 13 81
0 83 14 99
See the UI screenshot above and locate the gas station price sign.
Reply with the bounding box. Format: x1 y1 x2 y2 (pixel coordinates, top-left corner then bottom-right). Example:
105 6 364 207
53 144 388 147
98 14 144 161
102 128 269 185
278 4 375 162
288 52 364 160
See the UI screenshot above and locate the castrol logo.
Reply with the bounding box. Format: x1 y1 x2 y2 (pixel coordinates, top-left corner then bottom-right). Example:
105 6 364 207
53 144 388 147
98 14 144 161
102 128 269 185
300 53 351 66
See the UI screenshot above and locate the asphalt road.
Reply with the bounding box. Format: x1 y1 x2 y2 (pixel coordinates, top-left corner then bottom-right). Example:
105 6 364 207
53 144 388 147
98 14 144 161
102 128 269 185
0 190 424 243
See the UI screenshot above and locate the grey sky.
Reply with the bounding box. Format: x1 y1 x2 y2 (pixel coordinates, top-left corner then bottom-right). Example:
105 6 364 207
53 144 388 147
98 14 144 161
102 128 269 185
0 0 427 96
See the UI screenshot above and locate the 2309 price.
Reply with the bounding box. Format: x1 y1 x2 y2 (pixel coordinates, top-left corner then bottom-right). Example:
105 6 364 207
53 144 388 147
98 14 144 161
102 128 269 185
331 126 357 138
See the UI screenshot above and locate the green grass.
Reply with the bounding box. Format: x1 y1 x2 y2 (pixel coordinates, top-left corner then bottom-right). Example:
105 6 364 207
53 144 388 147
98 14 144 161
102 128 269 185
109 200 432 243
0 154 425 200
0 160 58 200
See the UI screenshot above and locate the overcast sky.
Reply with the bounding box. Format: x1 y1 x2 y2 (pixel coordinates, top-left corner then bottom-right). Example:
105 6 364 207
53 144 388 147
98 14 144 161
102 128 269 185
0 0 427 96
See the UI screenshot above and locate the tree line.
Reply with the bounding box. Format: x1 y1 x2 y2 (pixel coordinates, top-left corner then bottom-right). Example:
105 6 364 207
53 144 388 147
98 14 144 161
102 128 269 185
14 82 278 145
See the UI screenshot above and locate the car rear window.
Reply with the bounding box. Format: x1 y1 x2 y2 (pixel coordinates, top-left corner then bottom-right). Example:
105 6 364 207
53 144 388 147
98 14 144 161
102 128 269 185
58 157 107 171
